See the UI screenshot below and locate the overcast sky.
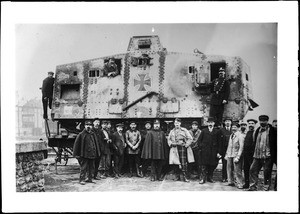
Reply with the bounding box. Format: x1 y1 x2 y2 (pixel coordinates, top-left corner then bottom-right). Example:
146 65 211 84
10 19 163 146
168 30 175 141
15 23 277 121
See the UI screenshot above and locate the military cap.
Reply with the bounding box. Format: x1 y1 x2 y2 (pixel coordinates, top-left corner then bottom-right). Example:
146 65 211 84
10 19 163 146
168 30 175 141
231 122 240 128
219 67 225 72
93 117 101 122
102 120 108 124
144 121 152 125
240 121 247 126
154 119 160 124
85 120 93 125
207 117 215 122
174 118 181 122
129 121 137 125
247 119 258 124
106 120 111 124
48 71 54 75
273 119 277 123
258 115 269 121
192 121 199 126
223 117 232 122
116 123 124 127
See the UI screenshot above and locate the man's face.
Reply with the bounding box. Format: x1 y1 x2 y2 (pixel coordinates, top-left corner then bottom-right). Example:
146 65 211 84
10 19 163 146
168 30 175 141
174 121 181 128
207 121 215 127
248 121 255 130
154 123 160 130
259 120 268 128
272 121 277 129
219 71 225 78
231 125 238 132
107 123 111 129
93 120 100 128
116 126 123 132
85 124 93 132
130 123 137 130
145 123 151 130
48 73 54 78
224 120 232 127
240 124 247 132
101 123 107 129
192 124 198 130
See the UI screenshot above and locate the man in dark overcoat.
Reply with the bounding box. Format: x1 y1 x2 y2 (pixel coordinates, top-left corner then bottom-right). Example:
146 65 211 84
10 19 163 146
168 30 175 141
98 120 112 178
242 118 257 189
141 119 169 181
218 117 233 182
198 117 221 184
247 115 277 191
92 118 103 179
41 71 55 119
111 123 127 178
140 121 152 177
209 67 230 126
73 120 101 185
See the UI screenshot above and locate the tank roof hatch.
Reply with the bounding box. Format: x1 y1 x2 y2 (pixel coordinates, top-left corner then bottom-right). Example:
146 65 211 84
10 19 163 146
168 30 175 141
127 35 163 52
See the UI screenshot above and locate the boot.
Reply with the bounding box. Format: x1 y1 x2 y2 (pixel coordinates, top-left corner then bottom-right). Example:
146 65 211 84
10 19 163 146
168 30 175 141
129 168 133 178
136 164 142 177
174 167 181 181
182 172 190 182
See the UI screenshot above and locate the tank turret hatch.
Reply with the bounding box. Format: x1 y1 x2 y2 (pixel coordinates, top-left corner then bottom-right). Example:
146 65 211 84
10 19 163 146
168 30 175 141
127 35 163 52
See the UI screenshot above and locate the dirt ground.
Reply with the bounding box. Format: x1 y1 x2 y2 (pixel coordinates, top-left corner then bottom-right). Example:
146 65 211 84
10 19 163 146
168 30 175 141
43 157 277 192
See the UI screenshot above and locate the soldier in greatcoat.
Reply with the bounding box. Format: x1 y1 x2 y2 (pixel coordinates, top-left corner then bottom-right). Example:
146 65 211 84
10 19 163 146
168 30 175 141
41 71 55 119
198 117 221 184
73 120 101 185
141 119 169 181
140 121 153 177
209 67 230 126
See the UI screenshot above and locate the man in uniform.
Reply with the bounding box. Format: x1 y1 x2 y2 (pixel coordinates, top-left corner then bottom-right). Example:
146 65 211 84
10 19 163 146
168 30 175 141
92 118 103 180
168 118 194 182
125 121 142 177
224 122 244 189
103 58 119 77
242 118 257 189
218 117 233 182
247 115 277 191
73 120 100 185
188 121 201 178
209 67 230 126
98 120 112 178
41 71 55 119
198 117 221 184
141 119 169 181
111 123 126 178
140 121 153 177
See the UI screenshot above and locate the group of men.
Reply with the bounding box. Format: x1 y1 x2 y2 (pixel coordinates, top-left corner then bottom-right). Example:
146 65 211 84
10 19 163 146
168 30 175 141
72 115 277 191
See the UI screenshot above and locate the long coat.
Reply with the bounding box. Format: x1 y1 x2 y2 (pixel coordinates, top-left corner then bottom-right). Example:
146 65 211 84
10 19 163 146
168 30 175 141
141 129 169 160
210 77 230 105
42 77 54 97
218 127 232 157
112 131 126 156
197 127 220 166
73 129 101 159
253 124 277 164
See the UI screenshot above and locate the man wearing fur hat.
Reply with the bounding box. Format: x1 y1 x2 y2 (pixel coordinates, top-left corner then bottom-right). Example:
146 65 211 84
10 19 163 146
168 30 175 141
247 115 277 191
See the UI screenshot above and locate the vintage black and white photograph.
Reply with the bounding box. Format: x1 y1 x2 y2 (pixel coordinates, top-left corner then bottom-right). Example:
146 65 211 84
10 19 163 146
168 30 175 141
2 2 298 213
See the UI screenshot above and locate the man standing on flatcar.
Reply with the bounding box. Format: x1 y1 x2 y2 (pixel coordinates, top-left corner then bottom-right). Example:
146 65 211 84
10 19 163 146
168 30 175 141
168 118 194 182
73 120 100 185
198 117 221 184
41 71 55 119
209 67 230 126
125 121 142 177
218 117 233 182
141 119 169 181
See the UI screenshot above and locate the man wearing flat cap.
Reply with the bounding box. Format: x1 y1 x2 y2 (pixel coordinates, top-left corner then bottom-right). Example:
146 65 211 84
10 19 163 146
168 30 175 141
209 67 230 126
218 117 233 182
242 118 257 188
73 120 100 185
98 120 112 178
168 118 194 182
125 121 142 177
41 71 55 119
198 117 221 184
111 123 126 178
141 120 169 181
188 121 202 178
248 115 277 191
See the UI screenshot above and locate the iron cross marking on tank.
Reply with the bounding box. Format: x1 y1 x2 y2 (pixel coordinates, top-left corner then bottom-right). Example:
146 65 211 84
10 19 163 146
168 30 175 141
134 74 151 91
